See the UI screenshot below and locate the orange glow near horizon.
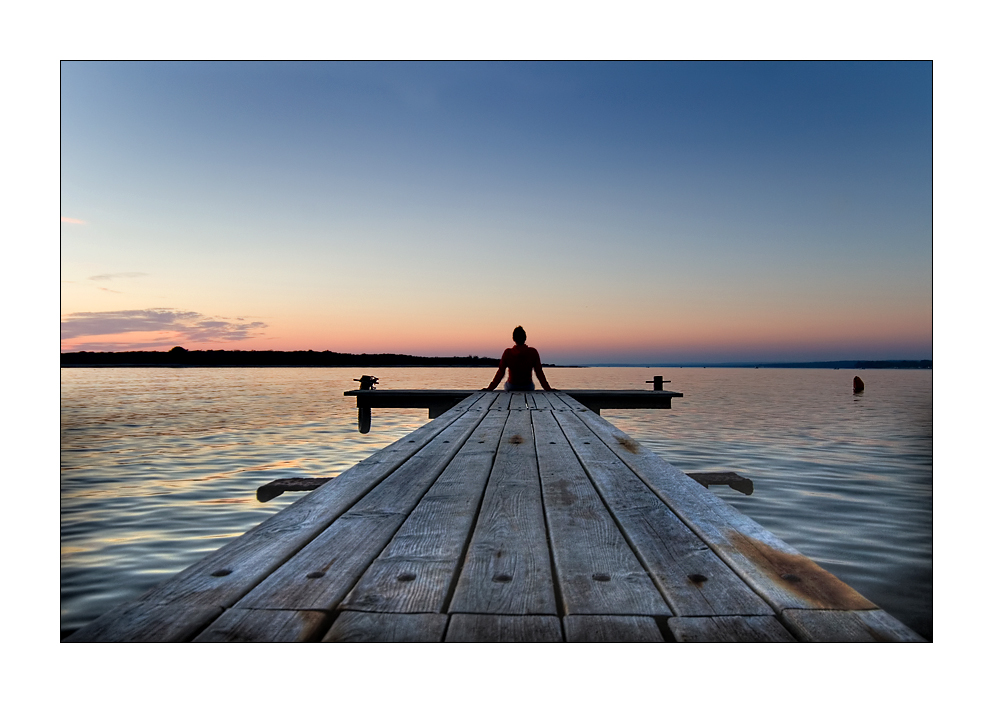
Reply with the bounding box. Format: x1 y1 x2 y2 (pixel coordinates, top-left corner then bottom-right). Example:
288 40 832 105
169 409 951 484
61 304 932 363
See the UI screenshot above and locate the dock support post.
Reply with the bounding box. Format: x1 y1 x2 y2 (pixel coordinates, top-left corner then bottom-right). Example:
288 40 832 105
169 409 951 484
428 400 460 419
647 376 671 391
354 375 378 433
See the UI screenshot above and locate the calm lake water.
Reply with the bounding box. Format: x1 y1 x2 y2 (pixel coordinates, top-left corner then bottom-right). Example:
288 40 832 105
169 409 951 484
60 366 932 640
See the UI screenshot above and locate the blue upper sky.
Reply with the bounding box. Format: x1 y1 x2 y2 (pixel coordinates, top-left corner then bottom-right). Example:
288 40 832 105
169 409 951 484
61 61 932 363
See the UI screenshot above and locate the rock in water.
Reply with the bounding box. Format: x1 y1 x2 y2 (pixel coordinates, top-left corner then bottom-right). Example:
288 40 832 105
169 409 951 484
853 376 865 392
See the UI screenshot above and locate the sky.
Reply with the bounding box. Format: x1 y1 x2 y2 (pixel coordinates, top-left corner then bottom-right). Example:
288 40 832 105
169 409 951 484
60 61 932 364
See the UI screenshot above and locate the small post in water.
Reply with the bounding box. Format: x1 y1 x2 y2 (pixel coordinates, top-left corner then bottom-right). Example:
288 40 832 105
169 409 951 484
354 375 379 433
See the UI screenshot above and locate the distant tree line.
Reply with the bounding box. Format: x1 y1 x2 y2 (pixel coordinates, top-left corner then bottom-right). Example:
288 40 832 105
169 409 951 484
61 349 502 367
60 350 928 369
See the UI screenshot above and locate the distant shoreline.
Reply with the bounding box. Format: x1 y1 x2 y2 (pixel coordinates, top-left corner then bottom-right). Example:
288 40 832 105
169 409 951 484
61 350 504 368
60 350 930 370
587 360 932 369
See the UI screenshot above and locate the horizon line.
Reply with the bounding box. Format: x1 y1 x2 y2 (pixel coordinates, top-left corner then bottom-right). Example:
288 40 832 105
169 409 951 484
59 349 933 368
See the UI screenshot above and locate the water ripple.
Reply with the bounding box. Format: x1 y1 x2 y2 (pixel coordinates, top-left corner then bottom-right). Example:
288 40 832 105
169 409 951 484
61 366 931 639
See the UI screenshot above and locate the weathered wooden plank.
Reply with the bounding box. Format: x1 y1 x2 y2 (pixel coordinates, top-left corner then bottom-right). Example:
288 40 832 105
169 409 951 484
532 408 671 616
340 406 509 613
668 615 797 642
563 615 666 642
448 407 557 614
780 609 925 642
553 404 773 617
323 612 449 642
527 392 553 410
558 392 877 614
64 603 223 643
509 392 529 410
446 614 562 642
193 608 329 642
545 391 574 412
488 391 512 412
233 394 496 612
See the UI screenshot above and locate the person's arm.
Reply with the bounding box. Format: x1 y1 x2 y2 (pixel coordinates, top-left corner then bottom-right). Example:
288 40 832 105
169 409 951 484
533 350 555 391
485 351 508 390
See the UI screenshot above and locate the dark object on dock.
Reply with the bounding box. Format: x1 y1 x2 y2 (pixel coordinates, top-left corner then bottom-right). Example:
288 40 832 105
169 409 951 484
647 376 671 391
354 376 379 433
853 376 865 393
686 471 754 495
355 375 379 390
257 477 334 503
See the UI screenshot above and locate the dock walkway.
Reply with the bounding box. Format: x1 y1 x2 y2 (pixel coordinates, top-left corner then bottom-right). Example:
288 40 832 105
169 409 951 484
68 391 923 642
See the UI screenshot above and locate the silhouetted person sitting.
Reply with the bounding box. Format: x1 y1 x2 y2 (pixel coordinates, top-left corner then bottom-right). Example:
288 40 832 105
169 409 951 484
485 326 555 391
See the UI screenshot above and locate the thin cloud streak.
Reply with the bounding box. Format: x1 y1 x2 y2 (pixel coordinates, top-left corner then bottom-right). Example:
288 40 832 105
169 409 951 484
61 216 86 224
61 308 268 343
88 272 147 281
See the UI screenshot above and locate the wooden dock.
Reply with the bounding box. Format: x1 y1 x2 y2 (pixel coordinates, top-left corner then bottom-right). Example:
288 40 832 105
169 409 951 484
345 387 683 419
66 391 923 642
